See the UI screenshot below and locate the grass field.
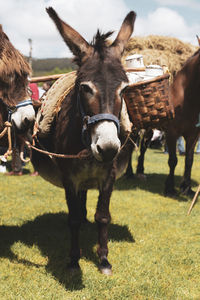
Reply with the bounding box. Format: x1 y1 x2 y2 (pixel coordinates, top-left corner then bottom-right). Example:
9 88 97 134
0 149 200 299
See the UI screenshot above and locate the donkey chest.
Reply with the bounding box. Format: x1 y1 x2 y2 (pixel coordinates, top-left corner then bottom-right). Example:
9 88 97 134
68 160 110 190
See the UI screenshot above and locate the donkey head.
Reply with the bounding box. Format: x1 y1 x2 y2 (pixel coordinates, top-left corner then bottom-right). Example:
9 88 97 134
47 7 136 162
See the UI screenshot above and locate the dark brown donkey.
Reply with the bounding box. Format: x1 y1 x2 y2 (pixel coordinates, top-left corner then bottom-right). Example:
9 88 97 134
0 25 35 151
31 7 136 274
165 48 200 196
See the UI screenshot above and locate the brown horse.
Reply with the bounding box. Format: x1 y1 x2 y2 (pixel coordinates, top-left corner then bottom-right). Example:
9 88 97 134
31 7 136 274
0 25 35 152
164 48 200 196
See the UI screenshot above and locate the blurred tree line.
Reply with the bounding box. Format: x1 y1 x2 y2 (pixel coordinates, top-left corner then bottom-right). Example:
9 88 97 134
32 57 77 76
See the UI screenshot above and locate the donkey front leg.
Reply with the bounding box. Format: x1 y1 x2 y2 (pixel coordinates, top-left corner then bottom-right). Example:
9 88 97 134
95 172 115 275
65 186 82 270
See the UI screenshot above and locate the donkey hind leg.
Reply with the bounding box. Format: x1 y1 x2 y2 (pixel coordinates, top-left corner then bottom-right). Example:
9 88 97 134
136 130 152 177
65 187 83 270
95 174 115 275
164 135 178 196
180 135 198 197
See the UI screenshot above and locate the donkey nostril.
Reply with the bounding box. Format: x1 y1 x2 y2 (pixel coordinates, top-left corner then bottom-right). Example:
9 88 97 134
23 117 34 129
24 117 30 126
97 145 103 154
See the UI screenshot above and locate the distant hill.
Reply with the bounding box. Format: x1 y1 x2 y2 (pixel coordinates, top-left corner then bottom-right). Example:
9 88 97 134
31 57 77 76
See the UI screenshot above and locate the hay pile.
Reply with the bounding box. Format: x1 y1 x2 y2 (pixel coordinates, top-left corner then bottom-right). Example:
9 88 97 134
123 35 198 77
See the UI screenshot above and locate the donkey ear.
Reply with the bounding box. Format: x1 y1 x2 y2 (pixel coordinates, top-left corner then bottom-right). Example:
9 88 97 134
196 35 200 47
111 11 136 57
46 7 92 64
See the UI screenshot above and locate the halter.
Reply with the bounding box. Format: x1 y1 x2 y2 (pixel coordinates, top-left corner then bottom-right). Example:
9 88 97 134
7 99 33 122
77 93 120 147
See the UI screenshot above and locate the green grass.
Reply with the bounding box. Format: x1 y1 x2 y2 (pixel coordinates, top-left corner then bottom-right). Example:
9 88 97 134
0 149 200 299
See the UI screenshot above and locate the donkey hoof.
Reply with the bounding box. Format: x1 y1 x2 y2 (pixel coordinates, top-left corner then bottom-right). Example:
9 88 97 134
99 267 112 275
99 259 112 275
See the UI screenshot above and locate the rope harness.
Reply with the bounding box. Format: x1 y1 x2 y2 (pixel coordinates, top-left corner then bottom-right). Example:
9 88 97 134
0 93 138 163
77 93 121 148
23 86 137 161
24 129 137 162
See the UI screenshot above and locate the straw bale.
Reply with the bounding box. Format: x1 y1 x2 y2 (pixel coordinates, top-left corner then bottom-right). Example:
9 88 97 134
0 25 30 81
0 25 31 105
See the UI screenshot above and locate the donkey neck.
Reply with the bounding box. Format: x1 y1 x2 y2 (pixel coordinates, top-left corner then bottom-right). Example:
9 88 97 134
170 51 200 120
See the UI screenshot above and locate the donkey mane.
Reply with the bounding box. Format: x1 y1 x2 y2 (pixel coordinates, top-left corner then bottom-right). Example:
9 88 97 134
72 30 114 65
91 30 113 58
0 25 31 105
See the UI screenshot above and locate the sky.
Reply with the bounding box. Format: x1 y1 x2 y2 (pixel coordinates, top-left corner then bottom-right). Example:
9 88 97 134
0 0 200 59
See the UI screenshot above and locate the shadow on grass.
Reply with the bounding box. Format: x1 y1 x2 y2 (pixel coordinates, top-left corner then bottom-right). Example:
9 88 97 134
0 212 134 291
114 173 198 202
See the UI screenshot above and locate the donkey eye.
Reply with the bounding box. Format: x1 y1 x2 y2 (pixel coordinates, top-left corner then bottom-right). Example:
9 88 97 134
81 84 93 95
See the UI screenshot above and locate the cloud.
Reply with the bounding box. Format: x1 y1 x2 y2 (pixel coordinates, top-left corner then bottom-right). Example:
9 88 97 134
0 1 199 59
155 0 200 10
134 7 200 45
0 0 129 58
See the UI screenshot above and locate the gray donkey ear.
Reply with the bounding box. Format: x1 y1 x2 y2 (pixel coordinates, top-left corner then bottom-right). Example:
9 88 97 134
46 7 93 65
111 11 136 57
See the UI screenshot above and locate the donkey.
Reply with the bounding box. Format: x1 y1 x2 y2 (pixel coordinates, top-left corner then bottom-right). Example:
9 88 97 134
31 7 136 274
164 48 200 196
0 25 35 152
125 48 200 196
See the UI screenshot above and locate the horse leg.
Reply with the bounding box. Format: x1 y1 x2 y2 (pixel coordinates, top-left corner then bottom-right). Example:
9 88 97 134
64 186 82 270
164 134 178 196
136 129 152 178
180 135 198 197
95 170 115 275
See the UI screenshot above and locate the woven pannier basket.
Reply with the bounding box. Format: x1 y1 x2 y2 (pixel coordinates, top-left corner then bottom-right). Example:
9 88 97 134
123 73 174 129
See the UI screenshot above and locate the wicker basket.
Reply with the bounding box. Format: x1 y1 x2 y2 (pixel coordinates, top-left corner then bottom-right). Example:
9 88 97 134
123 73 174 129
